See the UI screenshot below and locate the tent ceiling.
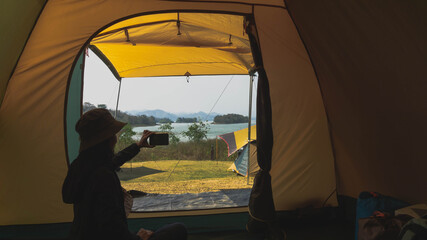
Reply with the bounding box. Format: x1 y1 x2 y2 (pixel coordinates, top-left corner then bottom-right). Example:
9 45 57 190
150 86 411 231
90 13 254 79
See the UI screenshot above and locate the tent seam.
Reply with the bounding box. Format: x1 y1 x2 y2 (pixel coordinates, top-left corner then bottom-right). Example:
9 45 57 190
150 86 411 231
162 0 286 9
283 0 340 200
1 0 49 107
118 61 248 74
88 45 121 80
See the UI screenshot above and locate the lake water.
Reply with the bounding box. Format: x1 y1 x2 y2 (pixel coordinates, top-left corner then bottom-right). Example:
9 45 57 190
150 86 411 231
133 122 255 141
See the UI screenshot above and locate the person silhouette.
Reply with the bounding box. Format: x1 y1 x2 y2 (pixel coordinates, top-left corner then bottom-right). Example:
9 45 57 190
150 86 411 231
62 108 187 240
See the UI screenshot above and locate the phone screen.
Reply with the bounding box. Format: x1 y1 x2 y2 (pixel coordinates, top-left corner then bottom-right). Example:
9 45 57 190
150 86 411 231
148 133 169 146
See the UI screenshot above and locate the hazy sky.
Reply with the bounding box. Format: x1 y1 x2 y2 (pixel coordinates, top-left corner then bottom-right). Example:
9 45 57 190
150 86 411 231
83 50 257 116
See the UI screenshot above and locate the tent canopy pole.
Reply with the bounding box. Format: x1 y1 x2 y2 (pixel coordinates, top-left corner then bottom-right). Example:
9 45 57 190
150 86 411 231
247 72 254 184
115 79 122 119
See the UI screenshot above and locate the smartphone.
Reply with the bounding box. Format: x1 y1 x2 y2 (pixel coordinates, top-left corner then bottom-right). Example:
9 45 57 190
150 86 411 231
148 132 169 146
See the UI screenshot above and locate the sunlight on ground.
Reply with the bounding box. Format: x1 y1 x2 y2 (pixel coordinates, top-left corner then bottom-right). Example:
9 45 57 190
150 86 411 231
118 160 254 194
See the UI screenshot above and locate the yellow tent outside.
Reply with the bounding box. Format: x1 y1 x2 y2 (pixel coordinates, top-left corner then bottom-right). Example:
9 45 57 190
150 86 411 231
219 125 257 156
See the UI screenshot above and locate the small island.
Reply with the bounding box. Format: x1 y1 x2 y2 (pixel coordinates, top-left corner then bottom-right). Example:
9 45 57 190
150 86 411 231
213 114 249 124
176 117 197 123
156 118 173 124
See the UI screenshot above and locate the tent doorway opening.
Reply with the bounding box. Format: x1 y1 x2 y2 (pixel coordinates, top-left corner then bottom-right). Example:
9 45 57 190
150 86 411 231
74 12 259 212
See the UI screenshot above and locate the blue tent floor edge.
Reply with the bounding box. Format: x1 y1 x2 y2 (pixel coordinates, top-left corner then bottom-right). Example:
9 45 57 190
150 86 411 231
0 212 249 239
0 213 354 240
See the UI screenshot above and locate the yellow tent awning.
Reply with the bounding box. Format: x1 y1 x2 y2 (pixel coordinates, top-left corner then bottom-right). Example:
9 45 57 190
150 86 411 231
90 12 254 79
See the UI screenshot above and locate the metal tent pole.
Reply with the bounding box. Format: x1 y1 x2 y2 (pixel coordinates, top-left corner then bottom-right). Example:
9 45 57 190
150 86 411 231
247 73 254 185
115 79 122 119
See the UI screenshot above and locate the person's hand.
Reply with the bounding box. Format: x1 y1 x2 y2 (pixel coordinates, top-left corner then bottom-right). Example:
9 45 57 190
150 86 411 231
137 228 153 240
137 130 155 148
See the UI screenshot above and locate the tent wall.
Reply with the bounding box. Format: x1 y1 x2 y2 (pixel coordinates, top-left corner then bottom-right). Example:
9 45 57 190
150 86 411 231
254 5 337 210
285 0 427 203
0 0 286 226
0 0 47 105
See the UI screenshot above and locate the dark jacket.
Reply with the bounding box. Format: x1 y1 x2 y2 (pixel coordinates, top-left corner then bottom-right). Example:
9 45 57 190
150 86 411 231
62 143 141 240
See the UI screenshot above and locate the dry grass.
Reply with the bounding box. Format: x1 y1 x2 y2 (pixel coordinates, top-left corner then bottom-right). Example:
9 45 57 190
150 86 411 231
118 160 254 194
122 178 252 194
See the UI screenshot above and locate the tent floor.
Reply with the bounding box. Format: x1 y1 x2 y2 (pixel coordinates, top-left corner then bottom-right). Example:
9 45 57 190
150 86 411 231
188 219 354 240
132 189 251 211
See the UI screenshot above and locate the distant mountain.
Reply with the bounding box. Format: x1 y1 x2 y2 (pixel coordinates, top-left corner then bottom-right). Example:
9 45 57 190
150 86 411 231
128 109 176 120
126 109 220 122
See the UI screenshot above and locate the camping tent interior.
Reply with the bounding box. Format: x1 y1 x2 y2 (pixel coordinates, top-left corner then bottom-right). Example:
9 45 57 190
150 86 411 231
1 1 426 239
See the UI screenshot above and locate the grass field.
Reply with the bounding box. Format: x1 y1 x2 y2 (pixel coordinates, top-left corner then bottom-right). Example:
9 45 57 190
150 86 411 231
118 160 254 194
116 139 237 162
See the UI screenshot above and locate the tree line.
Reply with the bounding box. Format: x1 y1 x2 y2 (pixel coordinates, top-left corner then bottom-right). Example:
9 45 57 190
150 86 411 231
176 117 197 123
83 102 248 126
213 114 248 124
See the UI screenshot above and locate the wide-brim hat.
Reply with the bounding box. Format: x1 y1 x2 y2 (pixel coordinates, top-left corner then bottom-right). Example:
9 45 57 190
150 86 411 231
75 108 126 152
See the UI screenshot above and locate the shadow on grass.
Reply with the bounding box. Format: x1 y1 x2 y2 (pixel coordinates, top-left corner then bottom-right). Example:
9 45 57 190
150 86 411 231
118 166 165 181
